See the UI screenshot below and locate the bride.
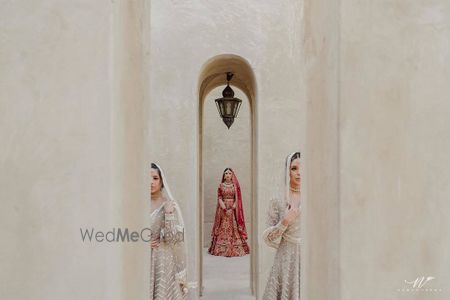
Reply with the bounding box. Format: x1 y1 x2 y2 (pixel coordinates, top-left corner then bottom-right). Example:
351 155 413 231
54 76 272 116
208 168 250 257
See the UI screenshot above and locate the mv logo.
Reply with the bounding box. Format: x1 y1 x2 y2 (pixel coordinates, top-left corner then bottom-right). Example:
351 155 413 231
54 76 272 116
404 276 434 289
398 275 442 293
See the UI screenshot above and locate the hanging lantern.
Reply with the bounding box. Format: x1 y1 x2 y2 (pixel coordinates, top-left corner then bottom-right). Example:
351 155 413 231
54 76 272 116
215 72 242 129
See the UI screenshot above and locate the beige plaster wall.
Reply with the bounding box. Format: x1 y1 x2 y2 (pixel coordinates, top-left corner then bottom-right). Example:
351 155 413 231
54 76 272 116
303 0 341 298
340 1 450 299
202 87 251 248
112 1 151 299
0 1 121 299
0 1 153 299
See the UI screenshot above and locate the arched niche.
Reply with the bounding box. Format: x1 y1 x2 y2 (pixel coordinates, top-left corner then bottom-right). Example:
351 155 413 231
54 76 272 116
199 54 256 107
197 54 258 297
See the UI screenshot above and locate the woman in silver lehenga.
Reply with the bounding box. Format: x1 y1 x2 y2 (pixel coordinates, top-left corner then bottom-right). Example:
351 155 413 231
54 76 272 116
262 152 302 300
149 163 188 300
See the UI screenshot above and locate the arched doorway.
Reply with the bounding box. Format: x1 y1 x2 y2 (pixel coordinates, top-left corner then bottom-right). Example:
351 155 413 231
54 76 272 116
197 54 258 298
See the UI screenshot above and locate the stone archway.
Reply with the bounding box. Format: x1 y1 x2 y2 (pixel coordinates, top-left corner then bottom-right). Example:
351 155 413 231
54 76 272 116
197 54 258 297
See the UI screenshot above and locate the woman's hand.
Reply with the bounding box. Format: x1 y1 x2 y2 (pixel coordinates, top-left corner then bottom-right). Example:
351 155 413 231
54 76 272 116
219 198 226 210
281 206 300 226
180 282 188 294
150 239 160 249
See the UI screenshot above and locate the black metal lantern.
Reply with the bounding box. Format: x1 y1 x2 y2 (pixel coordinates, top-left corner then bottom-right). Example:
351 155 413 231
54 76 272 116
215 72 242 129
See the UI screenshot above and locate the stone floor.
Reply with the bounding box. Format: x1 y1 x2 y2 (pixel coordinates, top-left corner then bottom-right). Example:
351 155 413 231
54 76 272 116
201 248 255 300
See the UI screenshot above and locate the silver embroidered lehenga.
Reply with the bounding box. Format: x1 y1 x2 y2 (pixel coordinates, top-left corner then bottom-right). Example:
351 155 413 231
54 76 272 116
149 164 188 300
262 152 301 300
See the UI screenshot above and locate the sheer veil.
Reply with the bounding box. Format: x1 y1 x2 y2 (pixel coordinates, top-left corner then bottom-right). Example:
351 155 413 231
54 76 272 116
152 163 196 290
153 162 185 228
285 152 301 208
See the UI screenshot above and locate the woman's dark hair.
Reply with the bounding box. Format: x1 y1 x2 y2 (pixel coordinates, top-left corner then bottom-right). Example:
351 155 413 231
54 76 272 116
151 163 164 188
290 152 301 163
223 167 233 174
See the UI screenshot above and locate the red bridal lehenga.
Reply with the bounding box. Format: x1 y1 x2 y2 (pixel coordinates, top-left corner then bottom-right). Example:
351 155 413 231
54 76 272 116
208 170 250 257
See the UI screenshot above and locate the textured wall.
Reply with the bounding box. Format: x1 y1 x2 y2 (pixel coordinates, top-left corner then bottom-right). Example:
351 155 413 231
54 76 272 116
303 0 340 298
0 1 153 299
112 1 151 299
340 1 450 299
0 1 119 299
